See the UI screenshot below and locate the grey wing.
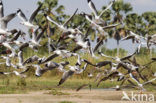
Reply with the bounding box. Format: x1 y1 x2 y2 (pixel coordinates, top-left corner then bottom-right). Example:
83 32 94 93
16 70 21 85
1 13 16 29
88 0 98 17
39 53 59 64
19 43 29 51
10 30 22 41
120 51 136 61
99 0 114 18
0 0 4 18
20 68 30 74
93 38 103 52
35 27 46 41
57 70 74 86
63 8 78 27
17 9 28 22
29 3 42 23
76 84 91 91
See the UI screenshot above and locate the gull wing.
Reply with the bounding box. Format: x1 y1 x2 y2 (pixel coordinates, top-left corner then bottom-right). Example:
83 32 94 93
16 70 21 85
1 13 16 29
29 3 42 23
17 9 28 22
76 84 91 91
47 16 61 28
87 0 98 17
0 0 4 18
57 70 74 86
63 8 78 27
99 0 114 18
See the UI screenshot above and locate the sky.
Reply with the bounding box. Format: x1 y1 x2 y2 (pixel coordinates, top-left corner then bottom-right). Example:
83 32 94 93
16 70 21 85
2 0 156 53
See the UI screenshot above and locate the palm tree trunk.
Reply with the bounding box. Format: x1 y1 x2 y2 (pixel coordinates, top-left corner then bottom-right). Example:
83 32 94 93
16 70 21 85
150 47 152 58
117 40 120 57
48 37 51 54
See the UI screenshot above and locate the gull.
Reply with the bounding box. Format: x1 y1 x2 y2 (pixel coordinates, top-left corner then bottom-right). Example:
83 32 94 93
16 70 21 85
0 70 27 78
1 56 11 67
0 13 16 30
32 64 48 77
121 31 145 43
74 34 90 49
57 63 88 86
16 3 42 30
83 59 112 68
76 83 91 91
80 12 119 36
30 26 46 46
129 73 156 90
80 12 108 36
72 34 97 58
87 0 116 24
97 71 124 87
0 0 16 35
46 8 81 34
39 50 77 64
1 56 18 69
98 50 136 63
23 55 39 65
33 61 69 77
9 30 25 42
45 61 69 72
2 42 16 57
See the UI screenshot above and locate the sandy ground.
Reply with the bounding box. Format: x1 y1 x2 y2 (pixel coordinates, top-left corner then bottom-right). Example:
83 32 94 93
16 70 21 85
0 89 155 103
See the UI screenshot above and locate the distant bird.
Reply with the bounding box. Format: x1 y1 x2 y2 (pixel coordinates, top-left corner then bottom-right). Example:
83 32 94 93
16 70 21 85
0 70 27 78
98 50 136 63
0 13 16 30
76 83 91 91
16 3 42 30
23 55 39 65
129 73 156 90
87 0 116 25
2 42 17 57
32 64 49 77
0 0 16 35
1 56 11 67
33 61 69 77
58 63 88 86
83 59 112 68
46 8 82 34
9 30 25 42
29 26 46 46
97 71 124 87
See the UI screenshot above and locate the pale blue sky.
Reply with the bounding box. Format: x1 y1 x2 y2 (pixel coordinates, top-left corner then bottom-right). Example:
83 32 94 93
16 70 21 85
2 0 156 53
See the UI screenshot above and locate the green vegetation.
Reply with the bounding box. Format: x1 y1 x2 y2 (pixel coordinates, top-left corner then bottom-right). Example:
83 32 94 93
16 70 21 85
59 101 75 103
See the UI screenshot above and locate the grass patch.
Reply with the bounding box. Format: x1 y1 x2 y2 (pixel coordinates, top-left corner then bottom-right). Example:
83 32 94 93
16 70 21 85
59 101 75 103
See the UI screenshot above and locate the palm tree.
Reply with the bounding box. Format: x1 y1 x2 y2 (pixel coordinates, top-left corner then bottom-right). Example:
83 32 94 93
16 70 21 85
111 0 133 56
35 0 68 53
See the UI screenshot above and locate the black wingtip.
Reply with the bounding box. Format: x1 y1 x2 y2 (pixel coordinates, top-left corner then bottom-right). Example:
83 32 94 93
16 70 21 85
87 0 91 3
17 8 21 13
0 72 4 74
